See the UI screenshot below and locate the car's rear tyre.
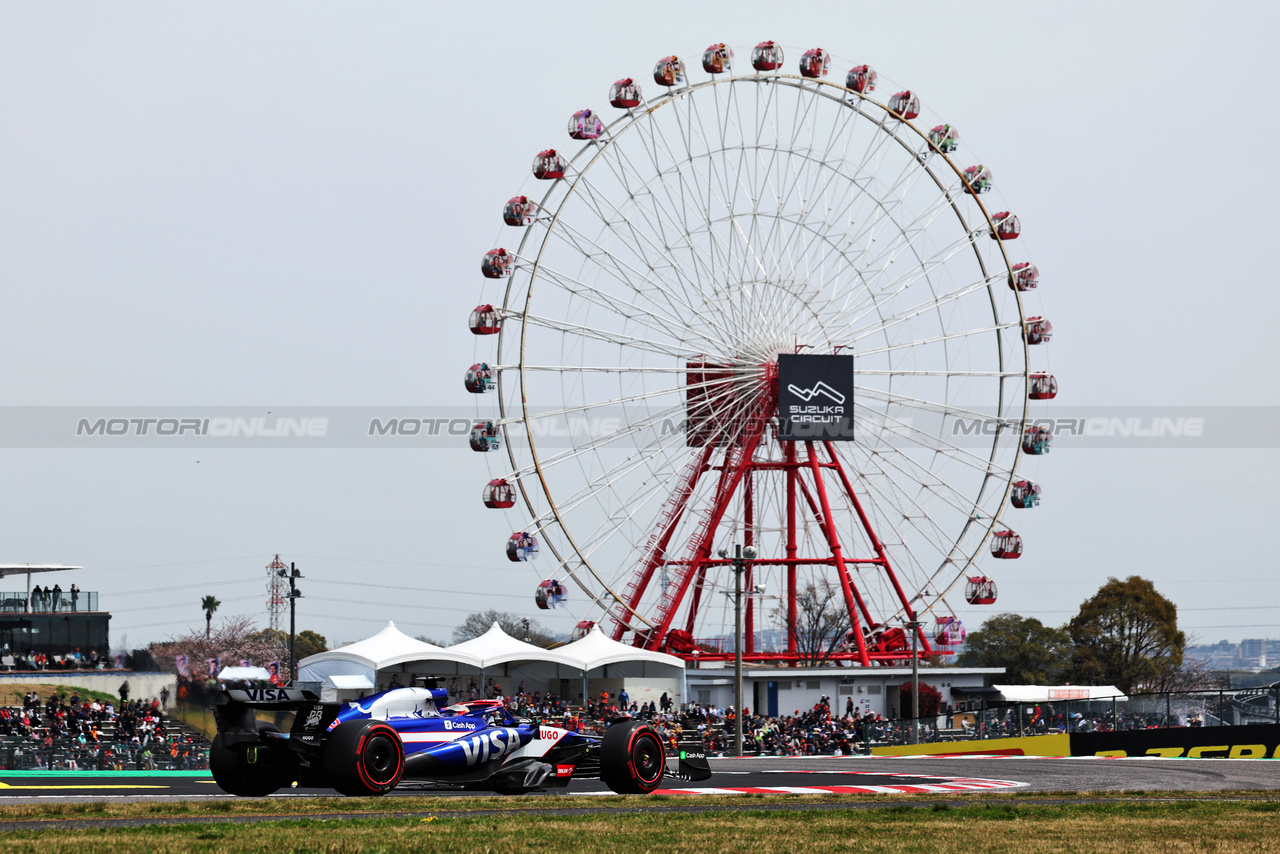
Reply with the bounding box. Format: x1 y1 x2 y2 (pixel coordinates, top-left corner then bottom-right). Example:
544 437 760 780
210 722 293 797
323 720 404 796
601 720 666 794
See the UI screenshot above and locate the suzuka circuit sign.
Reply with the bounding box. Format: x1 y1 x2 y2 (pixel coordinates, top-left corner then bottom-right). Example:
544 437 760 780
777 353 855 441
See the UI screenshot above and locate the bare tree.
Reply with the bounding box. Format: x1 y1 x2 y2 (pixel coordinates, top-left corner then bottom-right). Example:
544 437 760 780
773 582 851 667
452 609 555 648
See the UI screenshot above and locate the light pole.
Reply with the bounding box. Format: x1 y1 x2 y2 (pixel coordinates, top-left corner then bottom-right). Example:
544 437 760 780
287 562 303 684
717 543 757 758
904 619 923 744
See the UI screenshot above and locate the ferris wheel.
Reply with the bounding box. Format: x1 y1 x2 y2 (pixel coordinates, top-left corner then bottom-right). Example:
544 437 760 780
467 42 1055 664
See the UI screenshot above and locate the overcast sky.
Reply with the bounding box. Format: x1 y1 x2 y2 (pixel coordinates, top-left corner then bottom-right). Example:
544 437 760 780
1 2 1276 653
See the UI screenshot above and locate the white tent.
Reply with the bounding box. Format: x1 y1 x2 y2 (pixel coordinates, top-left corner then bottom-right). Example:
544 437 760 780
993 684 1127 703
298 621 483 690
298 620 686 705
555 624 685 671
448 622 575 668
553 625 686 705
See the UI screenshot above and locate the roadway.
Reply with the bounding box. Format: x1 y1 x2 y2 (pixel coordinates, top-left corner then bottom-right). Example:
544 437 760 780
1 755 1277 801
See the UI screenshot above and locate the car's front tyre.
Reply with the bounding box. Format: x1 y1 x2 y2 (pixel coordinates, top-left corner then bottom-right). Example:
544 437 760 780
601 720 666 794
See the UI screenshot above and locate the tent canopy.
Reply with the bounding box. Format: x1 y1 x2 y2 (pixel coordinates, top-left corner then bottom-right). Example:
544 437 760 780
993 684 1127 703
555 625 685 671
448 622 574 668
300 621 467 669
298 621 481 688
299 620 685 690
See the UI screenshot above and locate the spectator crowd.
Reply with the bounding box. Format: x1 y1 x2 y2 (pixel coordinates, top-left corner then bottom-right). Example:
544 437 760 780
2 648 112 672
0 688 208 770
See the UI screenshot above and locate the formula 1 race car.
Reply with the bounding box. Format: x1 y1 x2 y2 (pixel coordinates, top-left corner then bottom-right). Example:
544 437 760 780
209 681 710 797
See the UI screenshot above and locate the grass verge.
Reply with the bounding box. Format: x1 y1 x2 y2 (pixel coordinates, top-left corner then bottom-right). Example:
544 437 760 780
2 793 1280 852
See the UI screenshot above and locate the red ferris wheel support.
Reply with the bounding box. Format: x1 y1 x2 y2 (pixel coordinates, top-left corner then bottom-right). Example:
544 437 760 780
608 363 931 666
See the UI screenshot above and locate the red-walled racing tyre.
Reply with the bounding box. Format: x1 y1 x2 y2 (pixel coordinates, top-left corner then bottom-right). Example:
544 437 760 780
323 720 405 796
210 722 294 797
600 720 667 794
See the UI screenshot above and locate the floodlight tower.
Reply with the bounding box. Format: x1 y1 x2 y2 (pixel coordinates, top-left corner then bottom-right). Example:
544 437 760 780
266 554 288 632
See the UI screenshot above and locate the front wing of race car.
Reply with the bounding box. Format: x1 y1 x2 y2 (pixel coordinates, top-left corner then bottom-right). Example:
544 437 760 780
209 685 710 797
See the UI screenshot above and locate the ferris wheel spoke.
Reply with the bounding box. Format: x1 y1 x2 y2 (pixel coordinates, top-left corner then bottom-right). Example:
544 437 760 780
853 385 1013 426
755 89 831 287
849 443 988 536
841 202 975 313
833 470 944 620
539 212 742 348
854 407 1014 485
505 368 751 430
637 109 737 288
827 182 963 306
713 81 757 258
669 98 784 349
500 364 693 374
839 443 972 566
568 151 724 330
854 368 1019 378
524 262 692 343
778 118 911 284
604 119 721 308
789 135 975 332
545 436 703 568
853 322 1021 358
504 391 719 478
844 451 995 610
525 431 689 540
837 273 999 346
787 175 962 334
518 311 704 359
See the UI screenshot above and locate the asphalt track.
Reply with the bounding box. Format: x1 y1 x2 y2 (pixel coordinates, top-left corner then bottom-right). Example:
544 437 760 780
2 755 1278 802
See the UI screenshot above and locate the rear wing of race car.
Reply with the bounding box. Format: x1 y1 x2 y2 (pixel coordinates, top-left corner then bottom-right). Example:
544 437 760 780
214 684 332 747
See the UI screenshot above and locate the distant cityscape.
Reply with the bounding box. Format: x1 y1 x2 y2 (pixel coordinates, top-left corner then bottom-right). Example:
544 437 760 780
1185 639 1280 672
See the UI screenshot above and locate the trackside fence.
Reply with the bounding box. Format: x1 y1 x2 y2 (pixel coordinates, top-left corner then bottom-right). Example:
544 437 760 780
882 686 1280 747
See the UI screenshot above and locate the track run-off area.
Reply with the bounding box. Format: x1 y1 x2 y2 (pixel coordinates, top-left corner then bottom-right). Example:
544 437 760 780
0 755 1277 807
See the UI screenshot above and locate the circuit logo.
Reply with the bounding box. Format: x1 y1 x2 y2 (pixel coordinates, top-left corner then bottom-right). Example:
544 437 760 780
785 381 846 405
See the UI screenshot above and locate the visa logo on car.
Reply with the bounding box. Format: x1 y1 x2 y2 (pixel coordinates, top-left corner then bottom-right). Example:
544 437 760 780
457 728 520 766
242 688 296 702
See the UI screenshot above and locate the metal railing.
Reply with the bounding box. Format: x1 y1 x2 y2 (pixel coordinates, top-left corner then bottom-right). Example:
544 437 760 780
884 687 1280 746
0 591 99 613
0 738 208 771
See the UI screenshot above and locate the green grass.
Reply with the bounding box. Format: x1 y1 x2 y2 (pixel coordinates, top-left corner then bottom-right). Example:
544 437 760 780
3 684 120 707
3 794 1280 852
